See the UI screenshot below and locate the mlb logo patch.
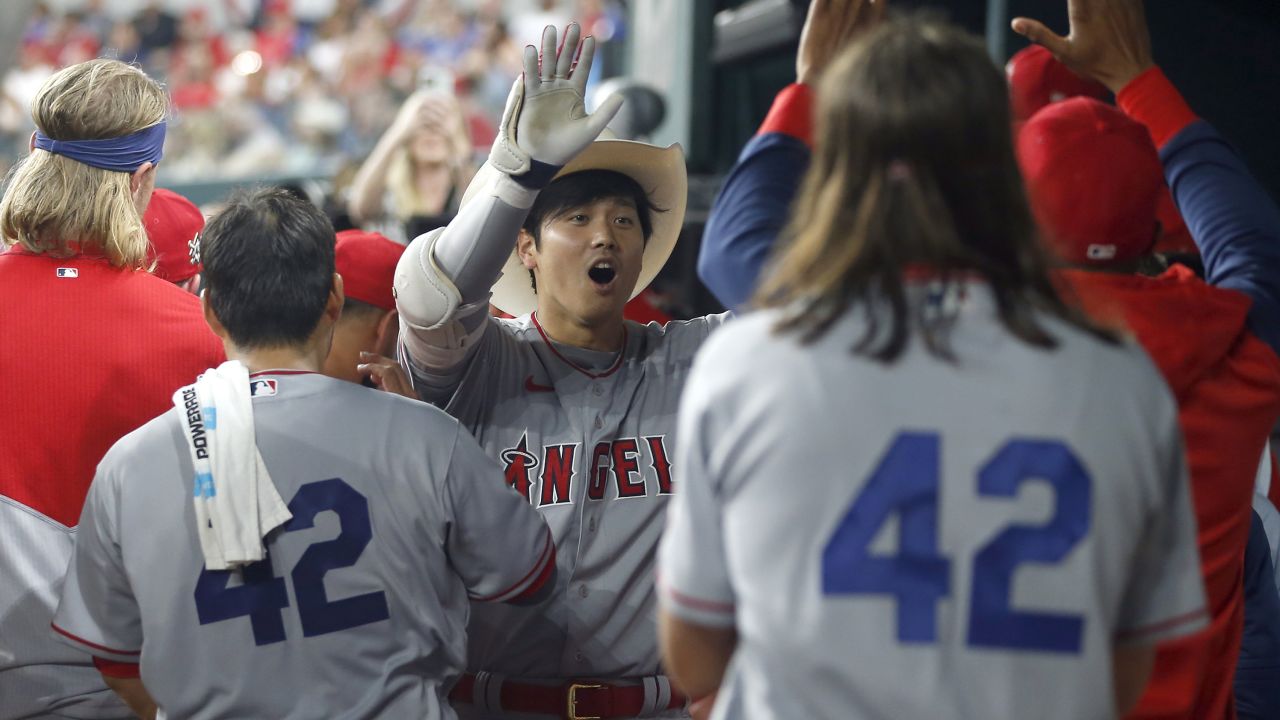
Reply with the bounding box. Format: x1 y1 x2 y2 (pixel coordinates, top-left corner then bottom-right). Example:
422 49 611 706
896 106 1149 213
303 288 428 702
249 378 278 397
56 267 79 278
1086 244 1118 261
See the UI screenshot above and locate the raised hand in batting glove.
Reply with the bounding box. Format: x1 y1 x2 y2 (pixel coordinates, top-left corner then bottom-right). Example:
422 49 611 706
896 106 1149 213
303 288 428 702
489 23 624 190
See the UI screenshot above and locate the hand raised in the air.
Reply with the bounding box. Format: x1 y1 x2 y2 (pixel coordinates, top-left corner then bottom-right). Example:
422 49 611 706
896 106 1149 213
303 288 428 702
488 24 623 185
1011 0 1154 94
797 0 887 85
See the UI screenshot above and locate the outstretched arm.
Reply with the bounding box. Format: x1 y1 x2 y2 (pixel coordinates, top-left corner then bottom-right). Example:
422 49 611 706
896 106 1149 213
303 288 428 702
392 24 622 386
1128 78 1280 355
698 91 812 311
698 0 883 311
1014 0 1280 354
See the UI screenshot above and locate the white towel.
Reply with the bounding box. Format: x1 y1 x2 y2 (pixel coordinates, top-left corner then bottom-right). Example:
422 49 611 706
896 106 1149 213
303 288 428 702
172 361 292 571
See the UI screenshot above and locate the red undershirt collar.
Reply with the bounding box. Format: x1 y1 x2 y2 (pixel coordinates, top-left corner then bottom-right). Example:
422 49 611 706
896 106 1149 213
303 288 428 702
247 369 322 378
531 312 626 379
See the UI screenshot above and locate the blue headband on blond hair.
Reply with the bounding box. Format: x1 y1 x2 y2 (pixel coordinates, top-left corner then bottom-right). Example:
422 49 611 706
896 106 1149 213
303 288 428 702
33 121 166 173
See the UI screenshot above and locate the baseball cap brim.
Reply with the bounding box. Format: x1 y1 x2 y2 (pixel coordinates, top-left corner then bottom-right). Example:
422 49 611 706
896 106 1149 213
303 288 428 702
461 140 687 317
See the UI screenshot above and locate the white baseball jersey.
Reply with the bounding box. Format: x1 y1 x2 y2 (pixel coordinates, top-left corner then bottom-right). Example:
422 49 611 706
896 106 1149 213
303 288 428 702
52 371 553 720
404 311 728 685
660 284 1207 720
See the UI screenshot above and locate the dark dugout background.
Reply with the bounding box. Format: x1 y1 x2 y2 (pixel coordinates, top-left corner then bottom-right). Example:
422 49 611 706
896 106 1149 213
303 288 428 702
663 0 1280 315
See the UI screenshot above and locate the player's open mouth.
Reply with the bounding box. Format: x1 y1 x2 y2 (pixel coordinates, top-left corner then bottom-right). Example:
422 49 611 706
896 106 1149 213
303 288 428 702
588 260 617 289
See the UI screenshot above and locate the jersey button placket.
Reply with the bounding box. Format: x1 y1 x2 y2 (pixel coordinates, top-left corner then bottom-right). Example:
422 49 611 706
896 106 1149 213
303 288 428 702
591 384 603 397
578 584 589 598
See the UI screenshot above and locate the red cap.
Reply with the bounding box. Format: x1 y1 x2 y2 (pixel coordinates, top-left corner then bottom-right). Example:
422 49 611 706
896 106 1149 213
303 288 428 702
335 230 405 312
1006 45 1109 122
1017 97 1163 266
144 188 204 283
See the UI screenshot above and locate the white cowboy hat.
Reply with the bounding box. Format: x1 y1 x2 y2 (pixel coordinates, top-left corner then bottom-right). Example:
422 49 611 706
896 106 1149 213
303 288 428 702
463 139 687 317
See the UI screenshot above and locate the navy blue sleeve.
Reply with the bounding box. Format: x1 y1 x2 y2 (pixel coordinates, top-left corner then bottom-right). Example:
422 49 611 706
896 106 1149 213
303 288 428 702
697 133 811 312
1161 121 1280 355
1235 509 1280 720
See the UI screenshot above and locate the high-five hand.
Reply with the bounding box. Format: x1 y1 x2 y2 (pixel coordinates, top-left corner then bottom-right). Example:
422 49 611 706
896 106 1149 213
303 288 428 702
797 0 887 85
1011 0 1154 94
488 24 624 187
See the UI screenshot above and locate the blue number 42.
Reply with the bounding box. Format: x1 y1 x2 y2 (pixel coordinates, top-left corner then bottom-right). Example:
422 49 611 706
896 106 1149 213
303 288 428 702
822 432 1091 654
194 478 391 646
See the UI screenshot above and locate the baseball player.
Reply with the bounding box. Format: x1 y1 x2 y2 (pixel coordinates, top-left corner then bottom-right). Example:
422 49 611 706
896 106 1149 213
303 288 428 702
1011 3 1280 716
0 59 223 720
659 9 1206 720
52 188 556 720
323 229 406 386
144 187 206 294
393 23 724 719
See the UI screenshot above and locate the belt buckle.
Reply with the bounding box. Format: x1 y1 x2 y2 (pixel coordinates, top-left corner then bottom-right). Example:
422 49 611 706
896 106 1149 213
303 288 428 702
567 682 603 720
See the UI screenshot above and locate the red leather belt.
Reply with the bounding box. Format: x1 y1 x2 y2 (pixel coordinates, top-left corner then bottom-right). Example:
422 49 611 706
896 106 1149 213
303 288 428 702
449 672 688 719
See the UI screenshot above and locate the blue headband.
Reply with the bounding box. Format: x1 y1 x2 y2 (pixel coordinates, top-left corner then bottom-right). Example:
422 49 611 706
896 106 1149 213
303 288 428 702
34 121 166 173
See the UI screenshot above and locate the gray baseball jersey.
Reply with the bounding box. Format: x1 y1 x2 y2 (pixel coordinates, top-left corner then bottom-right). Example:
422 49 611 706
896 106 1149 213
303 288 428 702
404 311 728 682
52 371 553 720
661 287 1207 720
0 498 129 720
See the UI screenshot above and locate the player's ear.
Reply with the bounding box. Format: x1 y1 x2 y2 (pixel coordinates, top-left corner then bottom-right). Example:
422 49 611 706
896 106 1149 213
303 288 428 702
326 273 344 324
129 161 155 196
200 289 229 341
516 228 538 270
374 309 399 356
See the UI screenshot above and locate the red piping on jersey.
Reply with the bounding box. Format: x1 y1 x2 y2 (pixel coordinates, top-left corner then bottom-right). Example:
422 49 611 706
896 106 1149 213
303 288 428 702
51 623 141 656
1116 608 1209 641
93 656 141 679
248 369 321 377
471 528 556 603
510 541 558 603
661 581 736 615
531 312 626 379
900 266 985 283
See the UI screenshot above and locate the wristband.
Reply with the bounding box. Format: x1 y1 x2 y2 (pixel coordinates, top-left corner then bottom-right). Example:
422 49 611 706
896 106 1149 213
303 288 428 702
512 158 564 190
1116 67 1199 150
758 83 815 147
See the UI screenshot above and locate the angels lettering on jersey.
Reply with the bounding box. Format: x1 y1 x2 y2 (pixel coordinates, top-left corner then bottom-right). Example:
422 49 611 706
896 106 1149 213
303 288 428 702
500 431 673 506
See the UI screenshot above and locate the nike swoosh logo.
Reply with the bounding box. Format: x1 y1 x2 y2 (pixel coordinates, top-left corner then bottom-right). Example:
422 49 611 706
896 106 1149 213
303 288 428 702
525 376 555 393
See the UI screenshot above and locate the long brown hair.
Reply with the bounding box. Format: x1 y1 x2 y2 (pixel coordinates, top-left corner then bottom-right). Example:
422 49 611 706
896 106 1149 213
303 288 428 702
754 17 1115 361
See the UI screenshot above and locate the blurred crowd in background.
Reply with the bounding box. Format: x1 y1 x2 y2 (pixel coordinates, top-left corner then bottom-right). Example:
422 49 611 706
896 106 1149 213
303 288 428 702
0 0 628 184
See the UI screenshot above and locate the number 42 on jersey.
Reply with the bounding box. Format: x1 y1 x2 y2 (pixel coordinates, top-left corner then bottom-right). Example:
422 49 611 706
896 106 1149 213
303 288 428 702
823 432 1091 654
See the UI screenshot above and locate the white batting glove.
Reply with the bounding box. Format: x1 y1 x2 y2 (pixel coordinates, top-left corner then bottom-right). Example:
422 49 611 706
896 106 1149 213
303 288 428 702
488 23 624 189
